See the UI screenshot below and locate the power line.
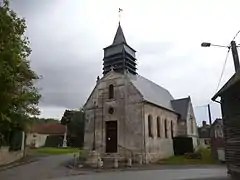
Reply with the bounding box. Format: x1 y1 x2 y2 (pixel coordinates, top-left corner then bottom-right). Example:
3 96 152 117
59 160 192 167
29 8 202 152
195 31 240 120
196 48 230 109
232 30 240 41
214 48 230 94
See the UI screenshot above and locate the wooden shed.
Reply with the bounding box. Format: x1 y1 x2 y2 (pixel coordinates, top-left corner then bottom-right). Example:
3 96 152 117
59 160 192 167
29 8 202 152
212 71 240 179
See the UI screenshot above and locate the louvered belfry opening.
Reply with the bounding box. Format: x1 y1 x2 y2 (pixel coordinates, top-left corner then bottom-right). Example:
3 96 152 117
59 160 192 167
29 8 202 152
103 23 137 75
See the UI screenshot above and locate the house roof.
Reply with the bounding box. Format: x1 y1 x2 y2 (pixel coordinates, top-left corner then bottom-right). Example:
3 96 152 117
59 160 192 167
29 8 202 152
128 74 175 111
212 71 240 100
198 126 211 138
212 118 223 127
112 23 126 45
30 123 66 135
171 97 190 120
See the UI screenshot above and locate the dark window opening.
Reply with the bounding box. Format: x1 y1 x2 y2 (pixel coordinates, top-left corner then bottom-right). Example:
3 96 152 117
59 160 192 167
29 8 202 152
165 119 168 138
157 117 161 137
148 115 153 138
171 121 174 138
109 84 114 99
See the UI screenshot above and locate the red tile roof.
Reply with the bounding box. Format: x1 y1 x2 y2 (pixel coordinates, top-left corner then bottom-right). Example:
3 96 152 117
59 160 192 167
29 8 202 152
30 123 66 135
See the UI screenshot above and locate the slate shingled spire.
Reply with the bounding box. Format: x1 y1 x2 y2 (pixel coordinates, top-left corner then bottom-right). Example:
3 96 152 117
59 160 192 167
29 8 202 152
112 23 127 45
103 23 137 75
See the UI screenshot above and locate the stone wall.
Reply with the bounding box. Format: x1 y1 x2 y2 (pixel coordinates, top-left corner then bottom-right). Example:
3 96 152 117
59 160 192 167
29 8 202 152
144 103 178 162
84 71 144 156
0 132 25 165
0 147 23 165
84 71 183 163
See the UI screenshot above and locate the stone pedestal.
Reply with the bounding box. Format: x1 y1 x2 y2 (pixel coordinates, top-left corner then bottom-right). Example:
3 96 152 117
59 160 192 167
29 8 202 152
127 158 132 167
97 157 103 168
113 158 118 168
138 154 143 165
85 151 100 168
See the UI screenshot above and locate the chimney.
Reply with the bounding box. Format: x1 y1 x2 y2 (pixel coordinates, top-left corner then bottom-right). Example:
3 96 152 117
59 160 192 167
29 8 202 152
202 121 207 127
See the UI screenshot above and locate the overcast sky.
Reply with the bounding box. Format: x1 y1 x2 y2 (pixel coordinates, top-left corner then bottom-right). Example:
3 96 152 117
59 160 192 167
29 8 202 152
8 0 240 125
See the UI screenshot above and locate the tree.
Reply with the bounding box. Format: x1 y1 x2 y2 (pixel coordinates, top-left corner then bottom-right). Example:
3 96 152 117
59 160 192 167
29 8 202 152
0 0 41 132
30 117 59 124
61 110 85 147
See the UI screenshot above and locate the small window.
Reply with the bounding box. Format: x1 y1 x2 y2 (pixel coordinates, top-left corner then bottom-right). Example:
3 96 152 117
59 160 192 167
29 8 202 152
164 119 168 138
108 84 114 99
108 107 114 114
171 121 174 138
157 117 161 137
148 115 153 137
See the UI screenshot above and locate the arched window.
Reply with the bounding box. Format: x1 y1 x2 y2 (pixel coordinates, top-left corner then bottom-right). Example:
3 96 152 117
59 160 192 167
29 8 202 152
157 117 161 137
164 119 168 138
108 84 114 99
171 121 174 138
190 116 194 134
148 115 153 137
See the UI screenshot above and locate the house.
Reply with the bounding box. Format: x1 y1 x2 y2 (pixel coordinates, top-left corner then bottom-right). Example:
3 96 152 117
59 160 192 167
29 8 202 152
171 97 199 149
83 23 198 164
198 121 211 148
26 122 66 148
210 118 225 162
212 70 240 178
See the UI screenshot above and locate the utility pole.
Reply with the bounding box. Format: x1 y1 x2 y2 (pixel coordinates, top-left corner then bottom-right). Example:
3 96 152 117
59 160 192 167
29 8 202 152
230 41 240 72
207 104 212 125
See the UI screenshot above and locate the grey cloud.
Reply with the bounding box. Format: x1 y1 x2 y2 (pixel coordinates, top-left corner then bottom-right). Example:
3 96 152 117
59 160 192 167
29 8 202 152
9 0 222 121
10 0 56 16
31 42 102 109
136 41 174 55
9 0 104 109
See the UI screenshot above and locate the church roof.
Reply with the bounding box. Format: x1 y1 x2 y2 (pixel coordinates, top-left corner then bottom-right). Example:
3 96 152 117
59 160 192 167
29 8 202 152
128 74 175 111
112 23 127 45
171 97 190 120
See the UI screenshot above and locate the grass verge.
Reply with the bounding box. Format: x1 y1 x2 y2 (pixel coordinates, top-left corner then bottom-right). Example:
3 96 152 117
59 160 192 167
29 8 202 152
33 147 80 155
159 148 218 165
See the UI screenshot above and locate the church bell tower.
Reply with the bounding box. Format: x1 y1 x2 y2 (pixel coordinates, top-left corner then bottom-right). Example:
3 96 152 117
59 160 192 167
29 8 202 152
103 23 137 75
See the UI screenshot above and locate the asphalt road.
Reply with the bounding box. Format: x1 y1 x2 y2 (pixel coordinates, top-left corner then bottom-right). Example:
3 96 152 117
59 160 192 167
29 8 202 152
0 154 229 180
0 154 79 180
54 167 229 180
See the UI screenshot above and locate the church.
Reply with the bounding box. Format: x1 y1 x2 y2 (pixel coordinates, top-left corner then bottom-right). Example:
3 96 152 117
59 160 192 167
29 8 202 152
83 23 198 163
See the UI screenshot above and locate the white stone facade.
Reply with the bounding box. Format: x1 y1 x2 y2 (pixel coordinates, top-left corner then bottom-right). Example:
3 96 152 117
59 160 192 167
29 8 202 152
84 71 177 163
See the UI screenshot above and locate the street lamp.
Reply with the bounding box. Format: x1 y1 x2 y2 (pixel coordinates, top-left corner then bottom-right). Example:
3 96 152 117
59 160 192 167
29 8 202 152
201 42 229 48
201 41 240 73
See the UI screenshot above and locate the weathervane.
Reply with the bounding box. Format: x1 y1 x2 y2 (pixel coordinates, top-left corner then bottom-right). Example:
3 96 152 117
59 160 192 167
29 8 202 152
118 8 123 23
